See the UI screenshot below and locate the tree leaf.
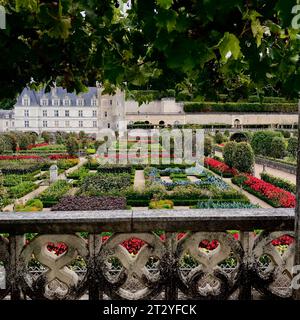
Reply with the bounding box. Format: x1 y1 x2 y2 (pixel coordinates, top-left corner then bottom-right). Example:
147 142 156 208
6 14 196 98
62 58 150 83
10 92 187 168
156 0 173 10
218 32 241 62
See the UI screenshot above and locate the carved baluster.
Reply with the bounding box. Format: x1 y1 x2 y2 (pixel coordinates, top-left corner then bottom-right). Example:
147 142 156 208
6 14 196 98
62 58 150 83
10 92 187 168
239 232 252 300
8 234 25 300
88 234 102 300
164 232 178 300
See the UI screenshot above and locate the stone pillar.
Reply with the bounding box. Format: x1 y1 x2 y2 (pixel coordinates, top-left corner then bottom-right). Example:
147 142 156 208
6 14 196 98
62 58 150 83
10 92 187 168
49 164 58 184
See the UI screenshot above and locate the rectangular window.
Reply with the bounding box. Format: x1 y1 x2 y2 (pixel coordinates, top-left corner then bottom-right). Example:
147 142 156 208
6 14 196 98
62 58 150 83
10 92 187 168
110 100 113 105
104 111 108 118
64 100 70 106
23 99 29 106
53 99 59 106
24 110 29 117
54 120 59 128
93 110 97 117
107 123 110 128
41 99 48 106
93 121 97 128
77 99 84 106
65 120 70 127
79 120 83 127
43 110 47 117
91 99 97 106
43 121 48 128
24 120 29 128
65 110 70 117
79 110 83 117
54 110 59 117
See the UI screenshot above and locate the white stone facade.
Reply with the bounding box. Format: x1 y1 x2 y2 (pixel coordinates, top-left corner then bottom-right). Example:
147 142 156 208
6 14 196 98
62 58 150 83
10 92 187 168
12 86 125 138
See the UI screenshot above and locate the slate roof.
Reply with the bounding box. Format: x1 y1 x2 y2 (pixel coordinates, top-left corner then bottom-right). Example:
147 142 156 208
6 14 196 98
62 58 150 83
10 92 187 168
16 87 98 107
0 110 14 119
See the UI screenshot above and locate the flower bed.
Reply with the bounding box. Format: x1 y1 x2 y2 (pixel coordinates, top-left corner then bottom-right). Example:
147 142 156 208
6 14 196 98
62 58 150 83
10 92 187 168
232 174 296 208
260 172 296 194
0 160 46 174
204 157 237 177
51 196 127 211
9 181 38 199
57 158 79 169
80 173 132 195
0 155 42 160
37 180 72 207
195 201 259 209
48 154 77 160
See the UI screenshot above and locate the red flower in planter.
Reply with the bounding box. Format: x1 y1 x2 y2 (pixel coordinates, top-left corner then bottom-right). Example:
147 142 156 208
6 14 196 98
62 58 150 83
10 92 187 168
272 235 294 246
47 242 68 256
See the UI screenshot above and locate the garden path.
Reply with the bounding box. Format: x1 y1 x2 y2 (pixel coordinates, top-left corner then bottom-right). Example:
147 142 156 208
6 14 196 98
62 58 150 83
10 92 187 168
134 170 145 191
215 151 296 184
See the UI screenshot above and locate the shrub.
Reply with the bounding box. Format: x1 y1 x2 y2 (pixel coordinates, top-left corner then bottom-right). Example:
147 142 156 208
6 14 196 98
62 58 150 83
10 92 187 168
84 158 99 170
214 132 224 144
3 174 37 187
251 131 282 156
223 141 237 168
233 142 254 173
66 137 79 156
52 196 127 211
270 136 286 159
149 199 174 209
16 199 43 212
204 136 213 156
67 167 89 180
260 172 296 194
0 160 45 174
287 136 297 157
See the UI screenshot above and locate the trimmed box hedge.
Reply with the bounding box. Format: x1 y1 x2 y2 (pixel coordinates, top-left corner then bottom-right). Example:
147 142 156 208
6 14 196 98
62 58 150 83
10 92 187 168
184 102 297 113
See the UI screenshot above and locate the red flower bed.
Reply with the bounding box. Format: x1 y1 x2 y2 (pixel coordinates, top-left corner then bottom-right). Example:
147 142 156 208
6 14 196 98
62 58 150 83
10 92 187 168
204 157 237 176
243 175 296 208
48 154 77 160
27 143 49 150
0 155 42 160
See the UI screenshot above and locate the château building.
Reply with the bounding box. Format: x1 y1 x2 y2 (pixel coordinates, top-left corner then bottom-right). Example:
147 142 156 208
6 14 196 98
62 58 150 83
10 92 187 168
0 85 298 134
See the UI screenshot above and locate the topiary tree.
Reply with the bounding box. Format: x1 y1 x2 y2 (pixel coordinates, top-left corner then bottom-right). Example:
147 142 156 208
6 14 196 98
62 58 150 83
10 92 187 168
223 141 237 168
204 136 213 156
270 136 286 159
233 142 254 173
18 133 31 150
224 130 230 137
251 131 282 156
66 137 80 156
287 136 298 158
41 131 51 143
214 132 224 144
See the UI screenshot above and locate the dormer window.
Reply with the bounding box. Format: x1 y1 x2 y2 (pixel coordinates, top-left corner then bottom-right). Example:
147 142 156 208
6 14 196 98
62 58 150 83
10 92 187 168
41 99 48 106
22 95 30 106
77 98 84 106
63 97 71 106
91 99 98 106
52 99 60 106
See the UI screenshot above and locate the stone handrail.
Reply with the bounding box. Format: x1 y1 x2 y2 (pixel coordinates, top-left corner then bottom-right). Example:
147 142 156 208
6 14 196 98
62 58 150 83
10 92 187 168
0 209 296 300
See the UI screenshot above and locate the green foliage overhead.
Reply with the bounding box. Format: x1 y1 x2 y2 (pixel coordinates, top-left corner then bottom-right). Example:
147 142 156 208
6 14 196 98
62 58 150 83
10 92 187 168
0 0 300 100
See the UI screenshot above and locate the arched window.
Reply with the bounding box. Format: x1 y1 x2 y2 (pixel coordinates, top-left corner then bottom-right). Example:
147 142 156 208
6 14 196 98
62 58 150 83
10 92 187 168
234 119 241 128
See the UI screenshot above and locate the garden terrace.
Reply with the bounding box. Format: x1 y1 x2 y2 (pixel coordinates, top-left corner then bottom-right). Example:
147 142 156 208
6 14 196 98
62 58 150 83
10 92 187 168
0 208 297 300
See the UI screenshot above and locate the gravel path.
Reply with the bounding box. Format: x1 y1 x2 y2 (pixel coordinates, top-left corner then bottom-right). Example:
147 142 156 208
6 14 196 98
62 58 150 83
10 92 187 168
134 170 146 191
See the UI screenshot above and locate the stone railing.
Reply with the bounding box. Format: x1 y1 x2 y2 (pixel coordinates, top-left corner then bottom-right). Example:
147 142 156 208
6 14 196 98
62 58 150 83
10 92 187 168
0 209 296 300
255 156 297 175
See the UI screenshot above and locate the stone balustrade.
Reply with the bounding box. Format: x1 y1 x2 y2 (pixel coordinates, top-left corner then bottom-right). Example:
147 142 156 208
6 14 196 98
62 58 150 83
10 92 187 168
0 208 296 300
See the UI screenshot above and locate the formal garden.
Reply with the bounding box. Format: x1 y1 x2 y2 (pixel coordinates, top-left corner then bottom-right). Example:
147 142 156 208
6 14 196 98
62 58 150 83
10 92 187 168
0 127 297 213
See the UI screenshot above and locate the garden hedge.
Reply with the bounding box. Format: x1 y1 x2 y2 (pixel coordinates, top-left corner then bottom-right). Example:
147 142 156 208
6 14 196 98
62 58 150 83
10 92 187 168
184 102 297 113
